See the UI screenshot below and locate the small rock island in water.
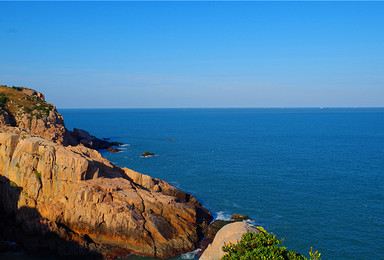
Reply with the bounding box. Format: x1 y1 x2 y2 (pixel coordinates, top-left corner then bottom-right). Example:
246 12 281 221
141 151 155 157
107 147 121 153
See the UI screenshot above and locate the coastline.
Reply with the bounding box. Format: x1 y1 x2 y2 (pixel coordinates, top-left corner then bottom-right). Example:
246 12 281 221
0 85 213 259
76 107 384 259
2 86 383 259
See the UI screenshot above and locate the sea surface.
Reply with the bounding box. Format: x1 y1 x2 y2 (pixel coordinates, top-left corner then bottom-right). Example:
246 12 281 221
55 108 383 259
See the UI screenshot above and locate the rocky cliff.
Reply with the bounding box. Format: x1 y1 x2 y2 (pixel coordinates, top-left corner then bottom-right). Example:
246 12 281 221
0 85 119 150
0 85 69 144
0 85 212 258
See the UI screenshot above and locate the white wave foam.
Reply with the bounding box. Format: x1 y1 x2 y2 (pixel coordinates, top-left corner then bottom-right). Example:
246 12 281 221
170 182 181 188
181 248 201 259
214 211 256 226
120 144 130 147
215 211 231 221
140 154 157 158
244 218 256 226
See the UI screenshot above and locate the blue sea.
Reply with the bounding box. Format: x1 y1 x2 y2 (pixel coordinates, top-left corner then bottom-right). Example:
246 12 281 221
58 108 384 260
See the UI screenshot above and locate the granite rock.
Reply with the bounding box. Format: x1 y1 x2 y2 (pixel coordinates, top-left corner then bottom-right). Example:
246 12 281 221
200 222 259 260
0 130 212 258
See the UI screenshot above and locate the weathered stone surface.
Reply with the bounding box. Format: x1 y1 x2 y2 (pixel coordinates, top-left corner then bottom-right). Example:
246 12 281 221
20 88 45 101
0 130 212 258
0 109 14 126
200 222 259 260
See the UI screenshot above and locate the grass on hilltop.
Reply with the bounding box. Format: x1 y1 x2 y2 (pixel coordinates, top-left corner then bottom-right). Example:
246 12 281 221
0 85 54 118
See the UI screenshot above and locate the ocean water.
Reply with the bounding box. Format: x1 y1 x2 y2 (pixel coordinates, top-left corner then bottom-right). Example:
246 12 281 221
58 108 384 260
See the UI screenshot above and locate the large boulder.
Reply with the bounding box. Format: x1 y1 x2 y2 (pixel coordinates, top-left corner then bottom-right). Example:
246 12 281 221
200 222 259 260
200 213 251 251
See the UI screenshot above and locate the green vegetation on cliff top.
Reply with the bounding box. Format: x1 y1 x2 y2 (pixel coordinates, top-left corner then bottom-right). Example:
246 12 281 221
0 84 54 118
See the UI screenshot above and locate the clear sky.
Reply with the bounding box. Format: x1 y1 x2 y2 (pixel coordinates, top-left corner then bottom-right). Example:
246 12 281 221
1 1 383 108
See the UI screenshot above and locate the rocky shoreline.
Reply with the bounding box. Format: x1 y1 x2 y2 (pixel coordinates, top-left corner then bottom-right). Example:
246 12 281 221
0 84 265 260
0 85 213 258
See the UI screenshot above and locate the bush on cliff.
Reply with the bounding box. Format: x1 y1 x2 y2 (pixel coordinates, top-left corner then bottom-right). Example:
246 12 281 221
32 101 54 116
222 231 321 260
12 86 23 91
0 94 9 106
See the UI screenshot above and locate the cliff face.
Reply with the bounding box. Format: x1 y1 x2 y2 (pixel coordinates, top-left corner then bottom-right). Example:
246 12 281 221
0 85 69 144
0 85 119 150
0 85 212 258
0 130 212 257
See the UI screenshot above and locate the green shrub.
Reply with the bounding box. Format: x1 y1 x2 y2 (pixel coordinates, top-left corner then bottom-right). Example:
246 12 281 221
309 247 321 260
9 181 19 187
0 95 9 105
23 106 32 113
28 115 33 128
35 171 42 179
222 231 321 260
12 86 23 91
32 102 53 116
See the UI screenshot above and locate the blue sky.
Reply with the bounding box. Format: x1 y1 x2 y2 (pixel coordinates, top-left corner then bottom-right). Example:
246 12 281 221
0 1 383 108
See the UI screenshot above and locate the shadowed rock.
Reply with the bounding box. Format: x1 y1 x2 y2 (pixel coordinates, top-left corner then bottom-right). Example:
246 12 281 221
0 175 106 258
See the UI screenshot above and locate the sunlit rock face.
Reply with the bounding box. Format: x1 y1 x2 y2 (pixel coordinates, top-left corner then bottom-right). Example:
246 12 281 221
0 84 212 258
